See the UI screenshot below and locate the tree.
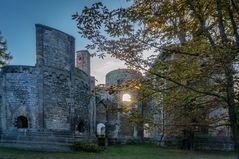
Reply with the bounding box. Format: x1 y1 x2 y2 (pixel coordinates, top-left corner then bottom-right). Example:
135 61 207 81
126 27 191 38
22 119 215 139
73 0 239 156
0 31 11 66
141 52 228 149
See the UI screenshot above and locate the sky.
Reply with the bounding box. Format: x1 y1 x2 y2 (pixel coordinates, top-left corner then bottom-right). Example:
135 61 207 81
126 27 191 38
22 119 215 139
0 0 130 84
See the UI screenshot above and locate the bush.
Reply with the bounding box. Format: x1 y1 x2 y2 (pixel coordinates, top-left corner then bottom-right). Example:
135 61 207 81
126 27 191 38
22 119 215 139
72 141 102 152
126 138 139 145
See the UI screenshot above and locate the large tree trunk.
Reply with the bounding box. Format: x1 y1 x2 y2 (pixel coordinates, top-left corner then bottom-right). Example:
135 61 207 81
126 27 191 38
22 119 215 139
215 0 239 156
225 62 239 158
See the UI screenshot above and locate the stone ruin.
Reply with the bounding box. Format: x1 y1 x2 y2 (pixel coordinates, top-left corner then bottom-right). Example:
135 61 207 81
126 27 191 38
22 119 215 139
0 24 143 151
0 24 234 151
0 24 96 151
96 69 143 144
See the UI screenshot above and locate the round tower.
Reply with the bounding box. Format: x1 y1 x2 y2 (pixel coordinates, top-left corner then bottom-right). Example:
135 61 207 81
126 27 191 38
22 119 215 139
106 69 141 85
104 69 143 142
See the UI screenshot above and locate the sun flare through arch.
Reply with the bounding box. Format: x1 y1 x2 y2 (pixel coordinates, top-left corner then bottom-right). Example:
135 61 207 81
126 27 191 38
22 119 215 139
122 93 131 102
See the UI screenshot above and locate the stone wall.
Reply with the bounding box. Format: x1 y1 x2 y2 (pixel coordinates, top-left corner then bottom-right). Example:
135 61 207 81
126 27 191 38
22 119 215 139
209 107 231 137
34 24 93 133
106 69 141 85
96 102 106 124
0 24 96 151
96 69 143 142
89 76 96 135
76 50 91 75
71 68 92 134
36 24 75 131
42 67 72 130
0 66 39 131
36 24 75 71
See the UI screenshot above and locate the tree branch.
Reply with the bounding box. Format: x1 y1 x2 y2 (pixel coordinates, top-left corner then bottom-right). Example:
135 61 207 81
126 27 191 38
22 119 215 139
231 0 239 15
226 0 239 45
133 62 227 101
216 0 229 44
185 0 216 46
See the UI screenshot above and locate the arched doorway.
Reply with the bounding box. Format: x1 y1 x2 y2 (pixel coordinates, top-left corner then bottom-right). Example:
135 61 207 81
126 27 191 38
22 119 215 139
16 116 28 128
77 121 85 133
97 123 106 137
144 123 151 138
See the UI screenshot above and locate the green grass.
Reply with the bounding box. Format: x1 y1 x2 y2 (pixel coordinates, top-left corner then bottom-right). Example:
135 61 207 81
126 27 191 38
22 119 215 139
0 144 236 159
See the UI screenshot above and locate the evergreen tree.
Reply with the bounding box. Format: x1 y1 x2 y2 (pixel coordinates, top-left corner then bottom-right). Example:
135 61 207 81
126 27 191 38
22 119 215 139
0 31 11 66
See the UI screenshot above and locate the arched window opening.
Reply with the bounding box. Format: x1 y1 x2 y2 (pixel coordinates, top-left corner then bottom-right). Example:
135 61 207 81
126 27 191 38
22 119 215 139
16 116 28 128
144 123 151 138
122 93 131 102
77 121 85 133
97 123 106 137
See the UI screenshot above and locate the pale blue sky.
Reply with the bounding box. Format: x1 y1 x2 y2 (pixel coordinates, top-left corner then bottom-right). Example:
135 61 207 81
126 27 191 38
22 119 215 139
0 0 129 83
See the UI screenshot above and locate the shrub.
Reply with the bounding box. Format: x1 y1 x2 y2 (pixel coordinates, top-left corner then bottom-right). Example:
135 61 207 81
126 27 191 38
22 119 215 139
126 138 138 145
72 141 102 152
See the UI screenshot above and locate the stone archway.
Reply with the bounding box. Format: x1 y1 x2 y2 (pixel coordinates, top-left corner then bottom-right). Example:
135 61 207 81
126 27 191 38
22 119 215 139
77 121 85 133
16 116 28 128
97 123 106 137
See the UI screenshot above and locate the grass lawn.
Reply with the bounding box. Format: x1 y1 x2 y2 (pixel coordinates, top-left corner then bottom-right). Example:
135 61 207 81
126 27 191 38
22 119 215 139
0 144 236 159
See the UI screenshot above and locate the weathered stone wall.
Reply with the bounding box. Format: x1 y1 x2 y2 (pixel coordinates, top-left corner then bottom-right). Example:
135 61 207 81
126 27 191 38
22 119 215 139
0 24 96 151
41 66 92 132
34 24 93 133
76 50 91 75
72 68 91 134
89 76 96 135
36 24 75 131
0 66 39 131
142 94 163 141
106 69 141 85
96 102 106 124
209 107 231 137
36 24 75 71
42 67 72 130
98 69 143 141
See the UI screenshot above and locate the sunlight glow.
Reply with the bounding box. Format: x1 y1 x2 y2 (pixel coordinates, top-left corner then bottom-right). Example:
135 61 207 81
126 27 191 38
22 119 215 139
122 93 131 102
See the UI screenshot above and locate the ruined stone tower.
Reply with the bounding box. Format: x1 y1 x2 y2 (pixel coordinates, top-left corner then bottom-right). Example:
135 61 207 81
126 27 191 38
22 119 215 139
76 50 91 75
0 24 96 151
96 69 143 143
